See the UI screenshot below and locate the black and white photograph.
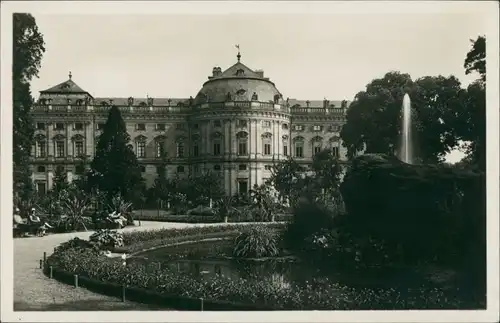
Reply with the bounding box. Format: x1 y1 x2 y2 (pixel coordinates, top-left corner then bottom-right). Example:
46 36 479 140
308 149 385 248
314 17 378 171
1 1 499 322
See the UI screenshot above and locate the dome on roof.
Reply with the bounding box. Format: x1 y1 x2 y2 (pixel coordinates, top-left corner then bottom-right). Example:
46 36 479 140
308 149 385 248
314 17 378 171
193 61 284 106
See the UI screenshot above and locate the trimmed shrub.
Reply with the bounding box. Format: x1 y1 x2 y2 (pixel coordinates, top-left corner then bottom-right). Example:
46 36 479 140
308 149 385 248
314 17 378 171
89 229 124 251
54 237 94 253
233 225 280 258
186 205 216 216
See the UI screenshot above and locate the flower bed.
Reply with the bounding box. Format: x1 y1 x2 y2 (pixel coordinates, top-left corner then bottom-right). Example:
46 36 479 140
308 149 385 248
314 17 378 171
45 223 478 310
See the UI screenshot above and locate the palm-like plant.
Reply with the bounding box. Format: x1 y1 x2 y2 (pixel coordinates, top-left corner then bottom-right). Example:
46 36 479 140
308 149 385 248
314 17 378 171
214 195 239 222
105 194 132 227
59 186 92 231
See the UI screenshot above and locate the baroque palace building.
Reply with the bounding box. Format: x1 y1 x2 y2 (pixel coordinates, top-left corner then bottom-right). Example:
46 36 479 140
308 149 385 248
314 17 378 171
29 52 350 196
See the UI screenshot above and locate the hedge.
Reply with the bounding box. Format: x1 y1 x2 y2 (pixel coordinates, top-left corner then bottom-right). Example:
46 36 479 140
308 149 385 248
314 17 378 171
45 223 480 310
132 212 292 224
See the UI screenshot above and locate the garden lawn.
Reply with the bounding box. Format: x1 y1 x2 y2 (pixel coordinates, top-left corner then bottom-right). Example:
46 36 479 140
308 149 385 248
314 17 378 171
13 221 235 311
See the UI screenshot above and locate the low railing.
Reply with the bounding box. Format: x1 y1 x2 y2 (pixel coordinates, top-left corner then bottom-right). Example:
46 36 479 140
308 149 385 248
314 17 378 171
31 103 346 115
290 107 346 115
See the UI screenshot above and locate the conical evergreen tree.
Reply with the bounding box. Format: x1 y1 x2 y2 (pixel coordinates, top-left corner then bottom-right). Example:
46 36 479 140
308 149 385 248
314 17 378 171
89 106 144 202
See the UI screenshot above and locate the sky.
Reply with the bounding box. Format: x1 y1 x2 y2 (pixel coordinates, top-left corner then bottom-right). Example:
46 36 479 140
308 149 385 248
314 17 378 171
28 6 489 162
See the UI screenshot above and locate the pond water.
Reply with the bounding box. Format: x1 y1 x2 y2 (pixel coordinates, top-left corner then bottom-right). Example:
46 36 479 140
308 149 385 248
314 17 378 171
129 240 450 290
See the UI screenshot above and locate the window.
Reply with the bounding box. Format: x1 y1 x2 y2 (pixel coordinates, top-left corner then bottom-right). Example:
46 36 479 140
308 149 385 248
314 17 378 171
156 166 163 174
155 141 164 158
55 123 64 130
56 141 65 157
36 123 45 130
140 166 146 173
264 143 271 155
176 123 185 130
237 120 247 128
238 141 247 155
193 165 200 174
314 145 322 155
283 145 288 156
213 142 221 156
262 121 271 128
74 123 83 130
237 131 248 156
36 182 47 196
97 123 105 130
213 120 221 128
156 124 165 131
136 123 146 131
193 144 199 157
74 141 84 157
75 165 85 175
177 165 185 173
238 164 247 171
192 123 199 130
295 144 303 158
264 165 272 171
332 147 339 158
282 123 288 130
214 164 221 171
177 142 185 158
136 141 146 158
37 166 46 173
294 125 303 131
262 132 272 156
36 141 46 158
313 125 322 131
238 181 248 194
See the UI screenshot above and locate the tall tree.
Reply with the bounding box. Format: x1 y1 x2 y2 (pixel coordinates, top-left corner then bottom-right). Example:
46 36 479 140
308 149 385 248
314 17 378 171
460 36 486 170
340 72 413 159
464 36 486 84
340 72 465 163
13 13 45 205
89 106 144 203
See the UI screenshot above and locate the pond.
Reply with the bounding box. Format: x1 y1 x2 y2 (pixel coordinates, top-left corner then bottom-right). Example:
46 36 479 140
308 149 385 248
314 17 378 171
129 239 456 291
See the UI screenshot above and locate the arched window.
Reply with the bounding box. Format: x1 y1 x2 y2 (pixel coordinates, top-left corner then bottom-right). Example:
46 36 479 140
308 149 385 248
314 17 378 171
329 136 340 158
211 132 223 156
176 136 186 158
135 135 147 158
35 134 47 158
236 131 248 156
37 166 46 173
261 132 272 156
282 135 289 156
293 136 304 158
72 134 85 157
312 136 323 156
235 69 245 76
155 136 166 158
53 134 66 158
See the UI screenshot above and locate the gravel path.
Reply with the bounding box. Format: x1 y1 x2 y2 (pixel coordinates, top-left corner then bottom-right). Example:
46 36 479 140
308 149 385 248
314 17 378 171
14 221 226 311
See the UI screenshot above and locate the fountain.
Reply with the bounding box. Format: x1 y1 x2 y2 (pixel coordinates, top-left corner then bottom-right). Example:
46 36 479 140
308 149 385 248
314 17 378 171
399 93 413 164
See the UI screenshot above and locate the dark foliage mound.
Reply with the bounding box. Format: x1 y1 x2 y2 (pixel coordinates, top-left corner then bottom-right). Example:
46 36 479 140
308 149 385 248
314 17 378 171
339 154 486 298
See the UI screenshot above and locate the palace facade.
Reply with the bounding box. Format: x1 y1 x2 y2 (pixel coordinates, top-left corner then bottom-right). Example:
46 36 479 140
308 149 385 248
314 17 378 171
29 53 350 196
